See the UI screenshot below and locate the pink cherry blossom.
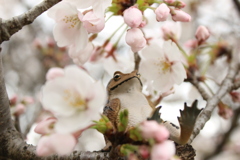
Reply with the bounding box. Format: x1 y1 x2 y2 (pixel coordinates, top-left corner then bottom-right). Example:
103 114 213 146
125 28 146 52
155 3 170 21
34 117 57 135
218 102 233 119
161 21 182 41
10 95 18 106
81 11 105 33
230 91 240 103
123 6 143 28
46 67 64 81
195 25 210 43
139 121 169 142
14 104 26 116
172 9 191 22
151 140 176 160
36 133 77 156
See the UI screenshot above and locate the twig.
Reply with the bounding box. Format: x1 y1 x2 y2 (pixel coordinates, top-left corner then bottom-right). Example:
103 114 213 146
134 52 141 70
188 61 240 143
204 107 240 160
0 0 62 43
232 80 240 90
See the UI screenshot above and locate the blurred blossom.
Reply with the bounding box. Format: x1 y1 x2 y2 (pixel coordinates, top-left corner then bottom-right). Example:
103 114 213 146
34 117 57 135
68 42 94 65
139 121 169 142
9 95 18 106
230 91 240 103
151 140 176 160
161 21 182 41
155 3 170 22
36 133 77 156
171 9 191 22
123 6 143 28
126 28 146 52
139 145 150 159
46 67 65 81
47 2 88 52
184 39 198 49
14 104 26 116
164 0 175 3
41 65 107 133
82 11 105 33
195 25 210 43
174 1 186 9
218 102 233 119
139 41 186 93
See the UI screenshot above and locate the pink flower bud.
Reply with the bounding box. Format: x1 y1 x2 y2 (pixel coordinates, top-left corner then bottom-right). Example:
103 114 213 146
164 0 175 3
184 39 198 48
151 140 175 160
23 96 34 104
81 11 105 33
139 145 150 159
10 95 18 106
125 28 146 52
155 3 170 21
174 1 186 9
218 102 233 119
123 6 143 28
140 121 169 142
172 9 191 22
161 26 176 41
36 133 77 156
34 117 57 135
14 104 26 116
195 25 210 43
230 91 240 103
46 67 64 81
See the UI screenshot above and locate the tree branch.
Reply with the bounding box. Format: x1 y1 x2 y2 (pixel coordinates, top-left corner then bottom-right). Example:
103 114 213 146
0 0 62 43
134 52 141 71
232 80 240 90
232 0 240 17
188 60 240 143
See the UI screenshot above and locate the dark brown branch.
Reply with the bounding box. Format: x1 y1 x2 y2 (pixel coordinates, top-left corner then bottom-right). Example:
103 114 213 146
204 107 240 160
0 0 62 43
189 61 240 143
232 0 240 17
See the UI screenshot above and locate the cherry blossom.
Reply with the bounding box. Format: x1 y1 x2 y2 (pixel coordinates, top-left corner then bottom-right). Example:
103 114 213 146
47 1 88 52
123 6 143 28
126 28 146 52
36 133 77 156
155 3 170 22
41 65 107 133
139 41 186 93
81 11 105 33
46 67 64 81
151 140 176 160
34 117 57 135
65 0 112 18
161 21 182 41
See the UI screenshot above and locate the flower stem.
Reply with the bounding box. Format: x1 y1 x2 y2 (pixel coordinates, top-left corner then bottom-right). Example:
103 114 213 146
174 40 189 59
107 23 126 41
114 25 128 47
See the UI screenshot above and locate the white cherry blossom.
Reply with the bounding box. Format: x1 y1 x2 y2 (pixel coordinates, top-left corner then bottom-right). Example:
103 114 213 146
139 41 186 93
41 65 107 133
65 0 112 17
47 1 88 52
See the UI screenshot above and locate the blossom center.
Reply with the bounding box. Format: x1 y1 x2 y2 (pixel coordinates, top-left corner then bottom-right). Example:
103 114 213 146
62 15 80 28
155 57 172 74
64 89 87 111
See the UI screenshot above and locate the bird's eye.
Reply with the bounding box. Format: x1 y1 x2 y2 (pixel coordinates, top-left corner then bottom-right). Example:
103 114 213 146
114 74 121 81
137 73 141 77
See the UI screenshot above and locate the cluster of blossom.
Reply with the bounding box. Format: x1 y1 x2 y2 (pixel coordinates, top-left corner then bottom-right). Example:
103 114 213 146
136 121 176 160
35 66 106 156
9 95 34 117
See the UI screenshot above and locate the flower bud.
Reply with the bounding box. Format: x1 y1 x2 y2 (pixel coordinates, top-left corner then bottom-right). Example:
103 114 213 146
174 1 186 9
172 9 191 22
125 28 146 52
82 11 105 33
123 6 143 28
164 0 175 3
155 3 170 21
195 25 210 43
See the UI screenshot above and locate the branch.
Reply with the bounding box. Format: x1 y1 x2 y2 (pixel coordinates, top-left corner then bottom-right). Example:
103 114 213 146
232 0 240 17
232 80 240 90
204 107 240 160
189 60 240 143
134 52 141 70
0 0 62 43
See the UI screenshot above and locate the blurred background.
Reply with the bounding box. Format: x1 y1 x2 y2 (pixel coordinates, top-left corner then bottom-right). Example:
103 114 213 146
0 0 240 159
